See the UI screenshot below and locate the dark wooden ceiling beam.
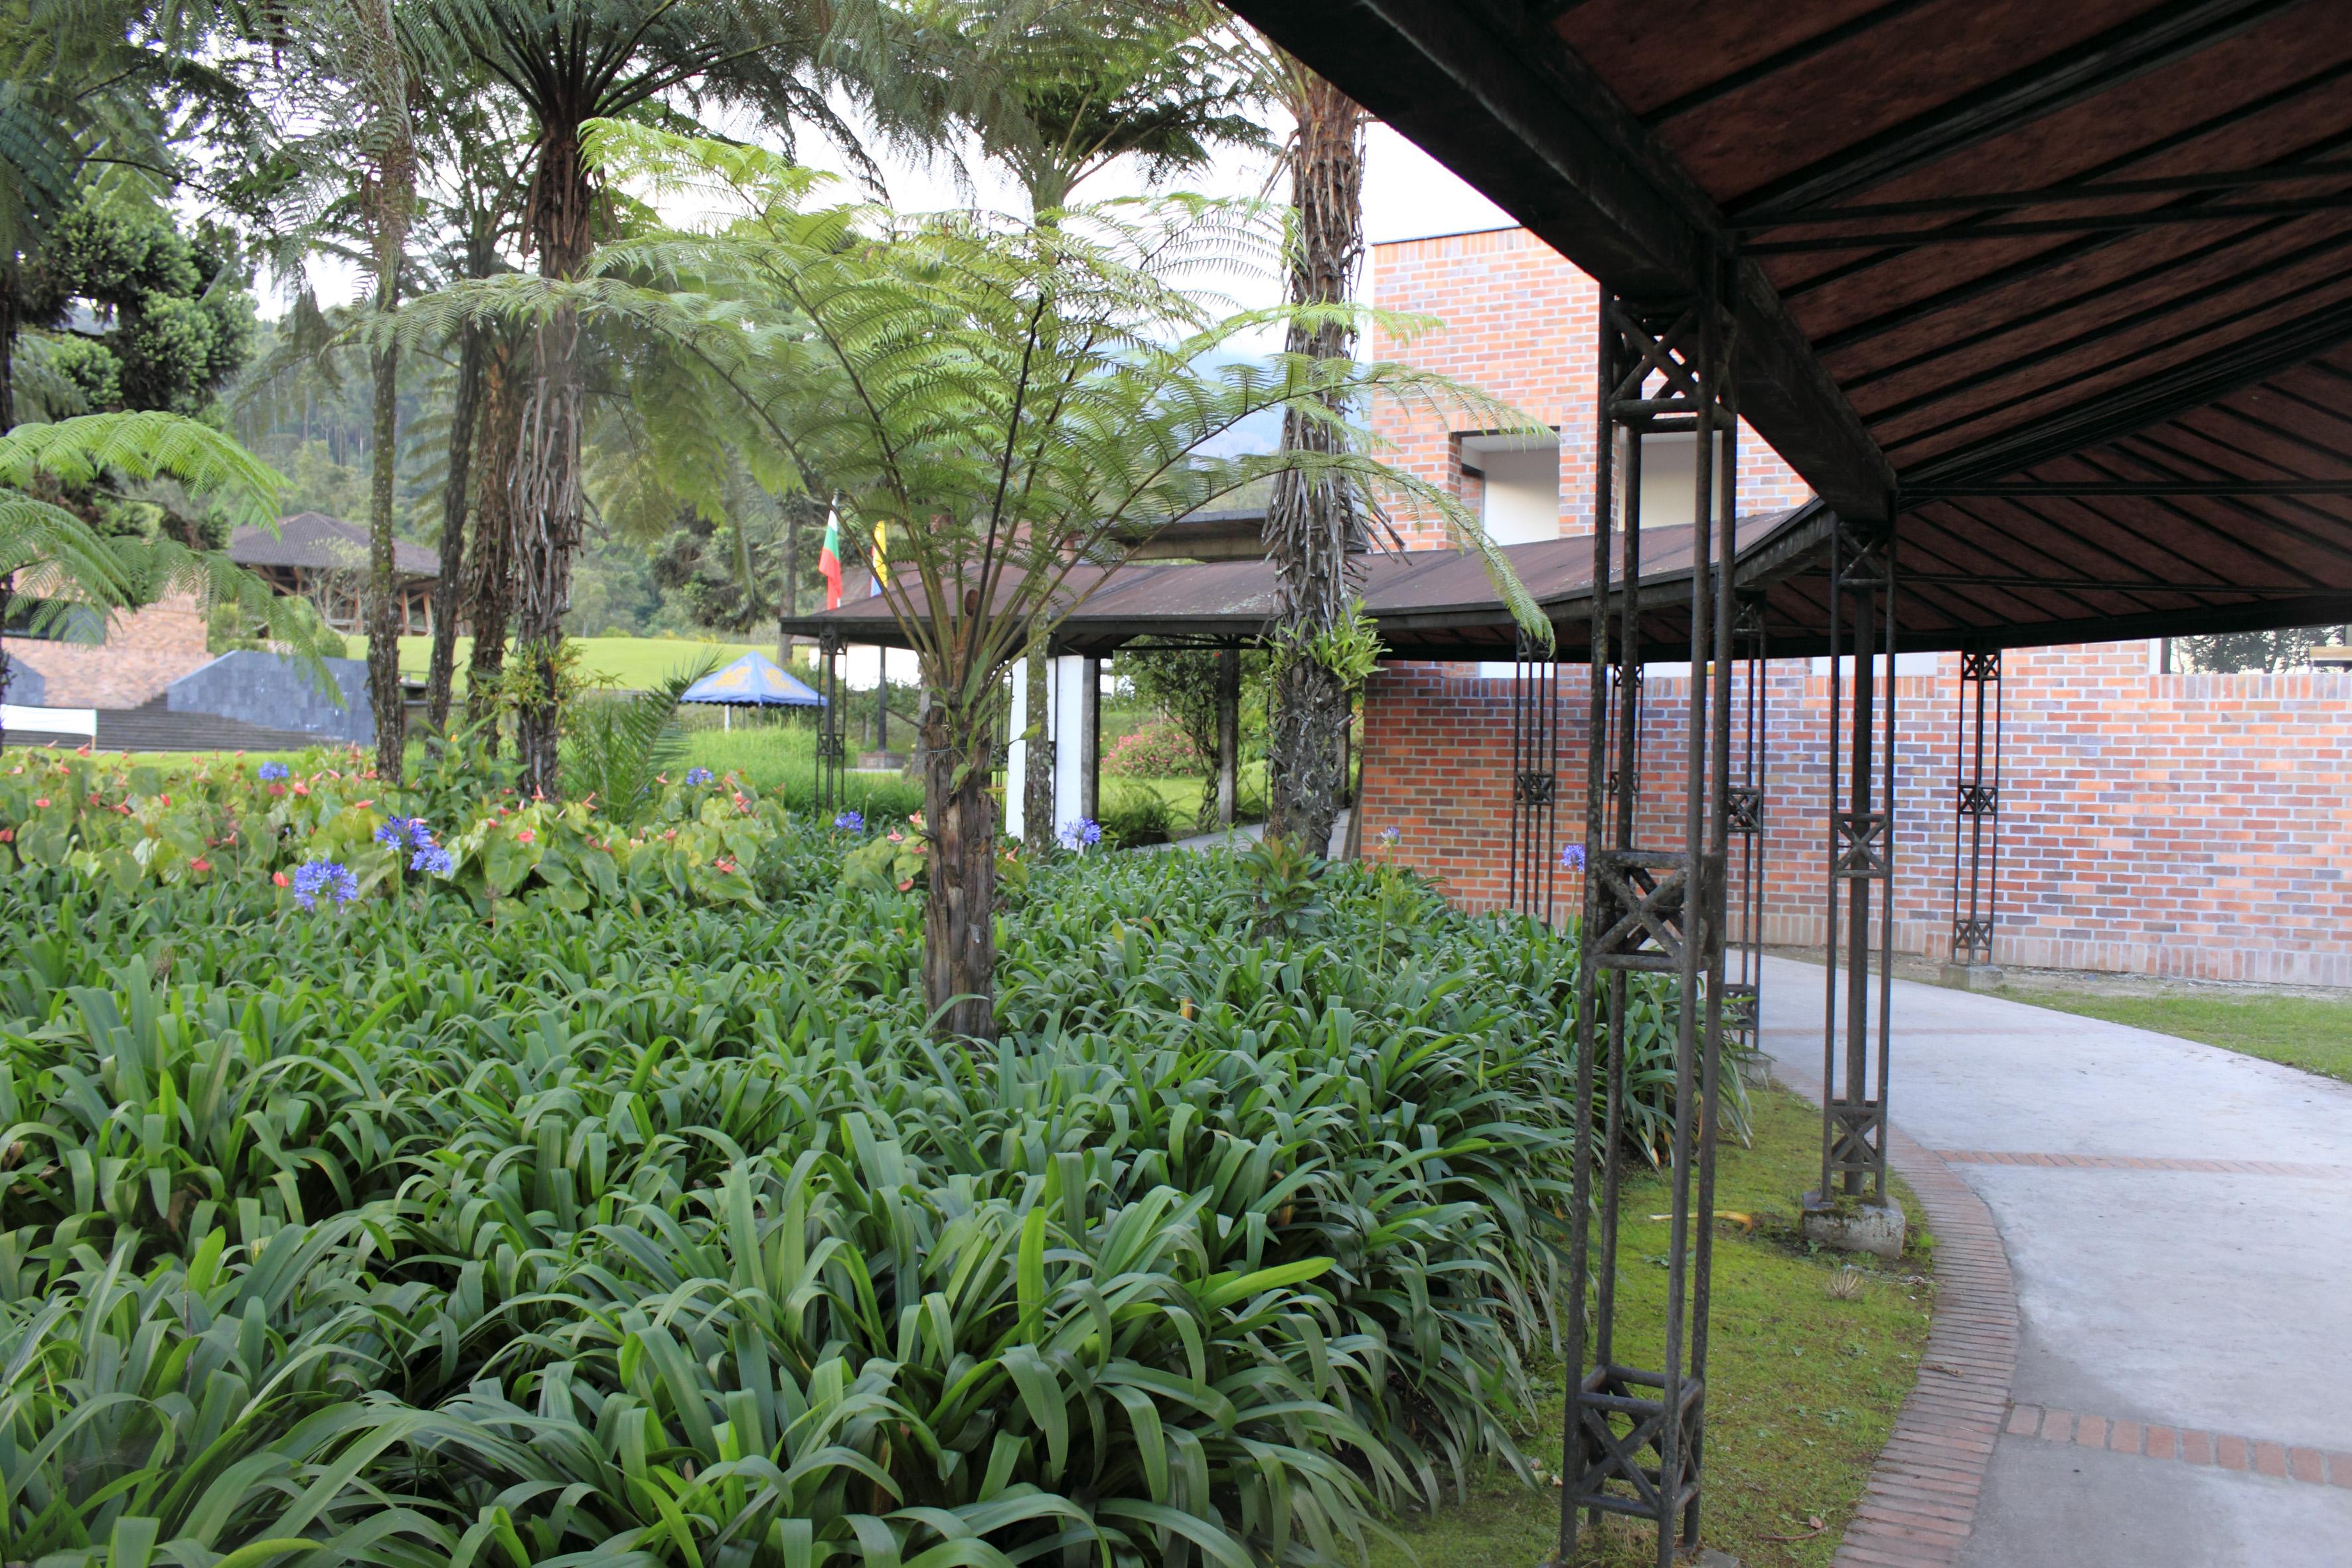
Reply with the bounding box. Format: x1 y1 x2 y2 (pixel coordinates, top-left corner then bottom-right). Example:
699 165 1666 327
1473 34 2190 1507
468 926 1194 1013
1913 480 2352 497
1727 0 2312 220
1737 161 2352 224
1741 195 2352 251
1221 0 1895 518
1899 294 2352 485
1786 58 2352 317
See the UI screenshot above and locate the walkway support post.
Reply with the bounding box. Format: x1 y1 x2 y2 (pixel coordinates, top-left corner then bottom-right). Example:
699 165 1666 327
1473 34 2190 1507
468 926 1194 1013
1725 593 1768 1061
1806 515 1905 1251
816 627 845 817
1561 279 1737 1568
1506 624 1561 921
1215 648 1240 828
1943 647 2003 987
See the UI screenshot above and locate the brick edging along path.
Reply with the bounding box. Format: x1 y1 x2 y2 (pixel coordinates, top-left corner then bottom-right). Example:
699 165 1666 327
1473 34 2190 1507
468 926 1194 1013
1826 1123 2019 1568
2000 1404 2352 1488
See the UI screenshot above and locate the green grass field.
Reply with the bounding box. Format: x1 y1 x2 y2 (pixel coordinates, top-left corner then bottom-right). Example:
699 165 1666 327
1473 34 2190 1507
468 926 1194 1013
1994 988 2352 1085
347 633 773 692
1364 1088 1932 1568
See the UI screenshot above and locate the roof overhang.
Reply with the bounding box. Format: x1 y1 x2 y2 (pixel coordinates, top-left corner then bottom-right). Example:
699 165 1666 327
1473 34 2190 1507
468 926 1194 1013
1228 0 2352 648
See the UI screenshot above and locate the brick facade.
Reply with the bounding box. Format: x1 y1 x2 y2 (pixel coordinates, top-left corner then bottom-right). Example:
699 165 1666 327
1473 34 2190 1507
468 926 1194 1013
1358 226 2352 986
1 591 212 708
1367 227 1813 548
1359 645 2352 986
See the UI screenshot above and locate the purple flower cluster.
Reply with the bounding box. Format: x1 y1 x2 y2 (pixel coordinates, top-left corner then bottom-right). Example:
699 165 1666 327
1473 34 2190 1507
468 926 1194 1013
257 761 289 781
1058 817 1103 851
833 810 865 832
685 767 715 786
290 859 359 910
1559 843 1587 871
375 815 435 850
410 845 455 877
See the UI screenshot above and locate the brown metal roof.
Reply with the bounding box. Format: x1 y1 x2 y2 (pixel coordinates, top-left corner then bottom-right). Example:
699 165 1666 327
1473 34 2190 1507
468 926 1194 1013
229 512 439 579
776 505 1830 662
1223 0 2352 649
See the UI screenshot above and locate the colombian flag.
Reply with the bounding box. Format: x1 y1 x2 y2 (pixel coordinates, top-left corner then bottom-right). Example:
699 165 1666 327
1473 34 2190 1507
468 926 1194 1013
819 505 843 610
870 521 888 597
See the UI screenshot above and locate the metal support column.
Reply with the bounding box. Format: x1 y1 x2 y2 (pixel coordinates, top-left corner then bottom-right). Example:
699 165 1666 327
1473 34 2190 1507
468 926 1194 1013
816 627 846 816
1814 519 1899 1208
1723 595 1768 1060
1561 282 1738 1568
1506 625 1562 923
1947 649 2002 980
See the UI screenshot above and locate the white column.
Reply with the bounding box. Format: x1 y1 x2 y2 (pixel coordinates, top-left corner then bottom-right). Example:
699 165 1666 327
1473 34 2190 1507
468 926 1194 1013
1050 655 1089 836
1006 660 1033 842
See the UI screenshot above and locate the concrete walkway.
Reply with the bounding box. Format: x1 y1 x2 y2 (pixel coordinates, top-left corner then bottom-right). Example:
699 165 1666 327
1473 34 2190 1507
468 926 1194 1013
1759 956 2352 1567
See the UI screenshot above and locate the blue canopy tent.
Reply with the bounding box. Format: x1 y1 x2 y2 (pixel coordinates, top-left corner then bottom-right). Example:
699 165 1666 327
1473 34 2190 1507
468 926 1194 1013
679 652 824 730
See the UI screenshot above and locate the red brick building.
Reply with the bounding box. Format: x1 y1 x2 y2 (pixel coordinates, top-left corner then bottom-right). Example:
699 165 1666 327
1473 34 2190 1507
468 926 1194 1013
1355 229 2352 987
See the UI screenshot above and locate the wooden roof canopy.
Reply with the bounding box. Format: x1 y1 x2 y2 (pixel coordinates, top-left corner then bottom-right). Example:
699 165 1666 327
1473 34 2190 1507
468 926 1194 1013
1206 0 2352 654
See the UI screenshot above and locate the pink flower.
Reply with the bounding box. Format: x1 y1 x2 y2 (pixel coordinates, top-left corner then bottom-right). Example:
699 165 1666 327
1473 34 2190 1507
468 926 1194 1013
268 783 286 797
190 858 212 874
0 829 13 843
272 871 290 887
353 799 373 809
159 794 170 806
32 798 48 809
516 828 535 844
291 782 309 797
896 878 915 892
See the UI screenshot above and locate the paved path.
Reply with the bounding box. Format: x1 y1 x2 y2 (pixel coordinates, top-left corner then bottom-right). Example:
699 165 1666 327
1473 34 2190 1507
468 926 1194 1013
1757 955 2352 1567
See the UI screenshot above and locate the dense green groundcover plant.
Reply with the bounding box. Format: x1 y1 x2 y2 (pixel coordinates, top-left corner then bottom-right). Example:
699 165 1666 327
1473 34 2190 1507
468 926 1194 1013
0 749 1702 1567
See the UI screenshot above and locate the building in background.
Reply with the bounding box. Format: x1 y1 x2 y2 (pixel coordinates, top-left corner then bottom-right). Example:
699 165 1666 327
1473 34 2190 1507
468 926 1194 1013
1355 228 2352 987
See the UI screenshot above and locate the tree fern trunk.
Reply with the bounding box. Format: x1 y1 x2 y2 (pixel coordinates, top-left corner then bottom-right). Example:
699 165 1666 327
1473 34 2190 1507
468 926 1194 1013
366 336 406 783
921 692 996 1039
463 339 520 749
426 268 493 734
512 127 595 796
1265 65 1364 856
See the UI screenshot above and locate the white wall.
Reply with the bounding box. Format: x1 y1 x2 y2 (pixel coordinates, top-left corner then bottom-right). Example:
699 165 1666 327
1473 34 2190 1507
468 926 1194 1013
1473 441 1562 545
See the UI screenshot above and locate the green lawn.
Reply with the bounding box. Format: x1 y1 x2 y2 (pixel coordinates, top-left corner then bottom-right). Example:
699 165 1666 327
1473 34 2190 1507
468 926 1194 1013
1994 988 2352 1084
1365 1088 1932 1568
348 633 773 691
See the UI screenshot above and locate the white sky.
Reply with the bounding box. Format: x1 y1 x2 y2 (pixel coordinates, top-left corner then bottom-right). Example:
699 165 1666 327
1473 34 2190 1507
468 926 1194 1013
278 116 1514 318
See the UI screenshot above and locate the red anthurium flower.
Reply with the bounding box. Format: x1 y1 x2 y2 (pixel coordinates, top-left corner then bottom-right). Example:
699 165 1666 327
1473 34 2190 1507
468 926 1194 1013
190 858 212 874
272 871 290 887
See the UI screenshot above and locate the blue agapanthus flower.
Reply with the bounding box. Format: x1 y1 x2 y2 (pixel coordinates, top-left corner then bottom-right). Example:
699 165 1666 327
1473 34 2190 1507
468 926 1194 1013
1059 818 1103 851
833 810 865 832
1377 826 1402 847
1560 843 1587 871
410 845 455 877
290 859 359 910
685 767 715 786
258 761 289 781
375 815 424 849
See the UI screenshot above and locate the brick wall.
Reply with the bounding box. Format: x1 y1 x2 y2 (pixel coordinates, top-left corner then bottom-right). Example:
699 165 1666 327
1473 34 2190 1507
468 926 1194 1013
1 591 212 708
1358 643 2352 986
1367 227 1814 547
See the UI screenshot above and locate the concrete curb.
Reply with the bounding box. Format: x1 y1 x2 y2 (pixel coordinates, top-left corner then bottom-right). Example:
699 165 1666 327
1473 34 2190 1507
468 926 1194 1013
1763 1064 2020 1568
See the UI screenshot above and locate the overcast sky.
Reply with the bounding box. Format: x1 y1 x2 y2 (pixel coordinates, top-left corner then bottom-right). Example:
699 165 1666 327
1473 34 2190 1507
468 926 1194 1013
279 115 1515 317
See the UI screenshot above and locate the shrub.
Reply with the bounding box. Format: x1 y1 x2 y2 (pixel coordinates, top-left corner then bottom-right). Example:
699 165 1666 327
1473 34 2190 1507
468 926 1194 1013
1103 720 1205 778
1099 779 1176 848
0 748 1717 1565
